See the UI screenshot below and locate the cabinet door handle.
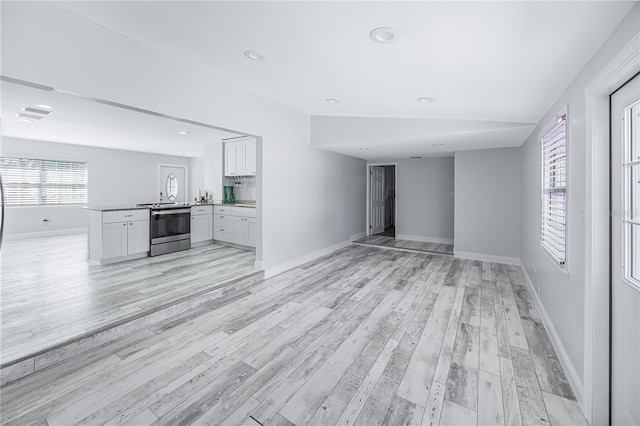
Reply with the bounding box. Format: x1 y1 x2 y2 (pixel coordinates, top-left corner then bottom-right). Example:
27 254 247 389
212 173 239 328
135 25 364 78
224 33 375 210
129 222 133 225
123 223 127 226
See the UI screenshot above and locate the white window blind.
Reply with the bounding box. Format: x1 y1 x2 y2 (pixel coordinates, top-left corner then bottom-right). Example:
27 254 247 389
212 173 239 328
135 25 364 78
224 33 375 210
541 117 567 265
0 157 87 206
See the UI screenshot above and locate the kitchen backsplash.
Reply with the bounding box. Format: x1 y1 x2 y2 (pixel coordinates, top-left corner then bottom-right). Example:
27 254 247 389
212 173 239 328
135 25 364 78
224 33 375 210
225 176 256 202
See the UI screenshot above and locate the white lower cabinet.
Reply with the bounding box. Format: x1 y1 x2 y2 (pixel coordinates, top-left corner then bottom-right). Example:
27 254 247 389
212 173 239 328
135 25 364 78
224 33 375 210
102 222 128 258
191 205 213 245
90 208 150 264
127 220 149 254
213 205 256 248
234 216 256 246
247 218 256 247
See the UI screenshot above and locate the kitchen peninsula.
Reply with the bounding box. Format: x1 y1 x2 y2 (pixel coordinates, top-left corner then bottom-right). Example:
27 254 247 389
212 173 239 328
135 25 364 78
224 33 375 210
86 202 256 265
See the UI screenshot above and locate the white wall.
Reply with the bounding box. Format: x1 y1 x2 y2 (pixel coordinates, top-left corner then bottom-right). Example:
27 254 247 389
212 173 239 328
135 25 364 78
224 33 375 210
1 2 366 270
203 140 224 202
1 137 190 236
189 156 205 202
379 157 454 243
519 3 640 405
454 148 521 260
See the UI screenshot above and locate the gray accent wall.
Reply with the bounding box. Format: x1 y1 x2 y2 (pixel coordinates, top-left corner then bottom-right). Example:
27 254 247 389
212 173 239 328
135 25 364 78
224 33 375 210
394 157 455 242
454 148 521 258
370 157 454 243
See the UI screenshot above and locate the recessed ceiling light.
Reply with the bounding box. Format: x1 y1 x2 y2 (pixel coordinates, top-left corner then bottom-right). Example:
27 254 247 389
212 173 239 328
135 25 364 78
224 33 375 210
326 98 340 104
370 27 400 44
178 131 189 135
35 104 54 109
359 148 370 151
4 130 13 134
177 151 182 154
18 118 34 123
244 50 263 60
418 97 436 103
432 143 443 147
17 113 43 120
23 107 53 115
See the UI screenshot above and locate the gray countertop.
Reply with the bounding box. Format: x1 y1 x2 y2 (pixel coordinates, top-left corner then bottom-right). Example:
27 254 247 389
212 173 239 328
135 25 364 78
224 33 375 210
86 202 256 212
85 205 151 212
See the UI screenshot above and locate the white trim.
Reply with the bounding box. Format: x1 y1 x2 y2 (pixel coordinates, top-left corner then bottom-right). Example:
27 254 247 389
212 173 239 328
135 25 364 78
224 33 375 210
453 250 520 265
519 262 584 406
351 231 367 242
366 162 398 237
4 227 86 241
264 238 351 279
396 233 454 245
583 32 640 426
254 260 263 271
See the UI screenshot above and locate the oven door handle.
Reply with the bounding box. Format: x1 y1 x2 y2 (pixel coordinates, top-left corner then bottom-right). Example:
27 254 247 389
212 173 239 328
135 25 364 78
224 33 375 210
151 209 191 216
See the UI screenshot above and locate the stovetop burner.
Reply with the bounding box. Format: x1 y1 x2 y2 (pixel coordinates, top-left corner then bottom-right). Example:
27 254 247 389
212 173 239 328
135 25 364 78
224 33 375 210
136 202 190 210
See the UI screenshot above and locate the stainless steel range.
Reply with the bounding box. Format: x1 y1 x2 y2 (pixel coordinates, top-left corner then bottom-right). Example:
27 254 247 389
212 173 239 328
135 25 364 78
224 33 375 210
137 203 191 256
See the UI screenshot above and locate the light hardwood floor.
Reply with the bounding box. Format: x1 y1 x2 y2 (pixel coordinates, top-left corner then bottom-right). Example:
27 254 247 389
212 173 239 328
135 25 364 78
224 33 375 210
0 234 256 365
355 235 454 255
0 244 585 425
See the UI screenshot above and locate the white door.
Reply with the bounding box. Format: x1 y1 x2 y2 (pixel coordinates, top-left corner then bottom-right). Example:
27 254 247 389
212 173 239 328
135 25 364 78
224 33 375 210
158 165 186 203
611 73 640 426
370 166 385 235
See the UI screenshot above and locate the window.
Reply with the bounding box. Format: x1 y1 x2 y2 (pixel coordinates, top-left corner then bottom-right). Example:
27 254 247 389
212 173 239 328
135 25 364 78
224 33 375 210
0 157 87 206
541 115 567 265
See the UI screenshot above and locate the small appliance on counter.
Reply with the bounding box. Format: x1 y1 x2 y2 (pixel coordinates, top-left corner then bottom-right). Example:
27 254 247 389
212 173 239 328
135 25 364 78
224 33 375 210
223 185 235 204
195 189 212 203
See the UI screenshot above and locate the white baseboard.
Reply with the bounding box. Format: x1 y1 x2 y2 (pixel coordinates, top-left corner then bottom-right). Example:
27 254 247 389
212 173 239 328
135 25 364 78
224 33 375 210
254 260 263 271
397 234 454 245
351 231 366 242
519 263 585 407
453 250 520 265
4 227 87 241
264 238 351 279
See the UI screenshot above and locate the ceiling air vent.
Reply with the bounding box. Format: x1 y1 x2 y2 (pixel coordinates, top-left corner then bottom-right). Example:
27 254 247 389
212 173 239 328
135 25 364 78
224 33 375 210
17 113 44 120
23 107 53 115
410 156 422 159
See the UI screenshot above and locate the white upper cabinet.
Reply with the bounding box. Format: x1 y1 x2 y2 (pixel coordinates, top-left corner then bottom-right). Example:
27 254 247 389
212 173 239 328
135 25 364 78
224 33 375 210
224 141 238 177
224 138 256 177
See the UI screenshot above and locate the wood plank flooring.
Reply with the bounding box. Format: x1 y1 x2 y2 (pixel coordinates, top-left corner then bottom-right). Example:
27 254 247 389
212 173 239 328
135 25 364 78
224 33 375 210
1 234 256 365
0 244 585 425
354 235 454 255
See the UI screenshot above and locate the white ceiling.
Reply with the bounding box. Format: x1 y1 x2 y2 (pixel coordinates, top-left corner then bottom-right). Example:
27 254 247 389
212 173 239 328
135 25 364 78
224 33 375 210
6 1 637 159
0 80 240 157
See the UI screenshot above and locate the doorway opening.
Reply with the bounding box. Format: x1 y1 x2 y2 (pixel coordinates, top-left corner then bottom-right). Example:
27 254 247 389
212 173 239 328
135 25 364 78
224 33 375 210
367 163 397 238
